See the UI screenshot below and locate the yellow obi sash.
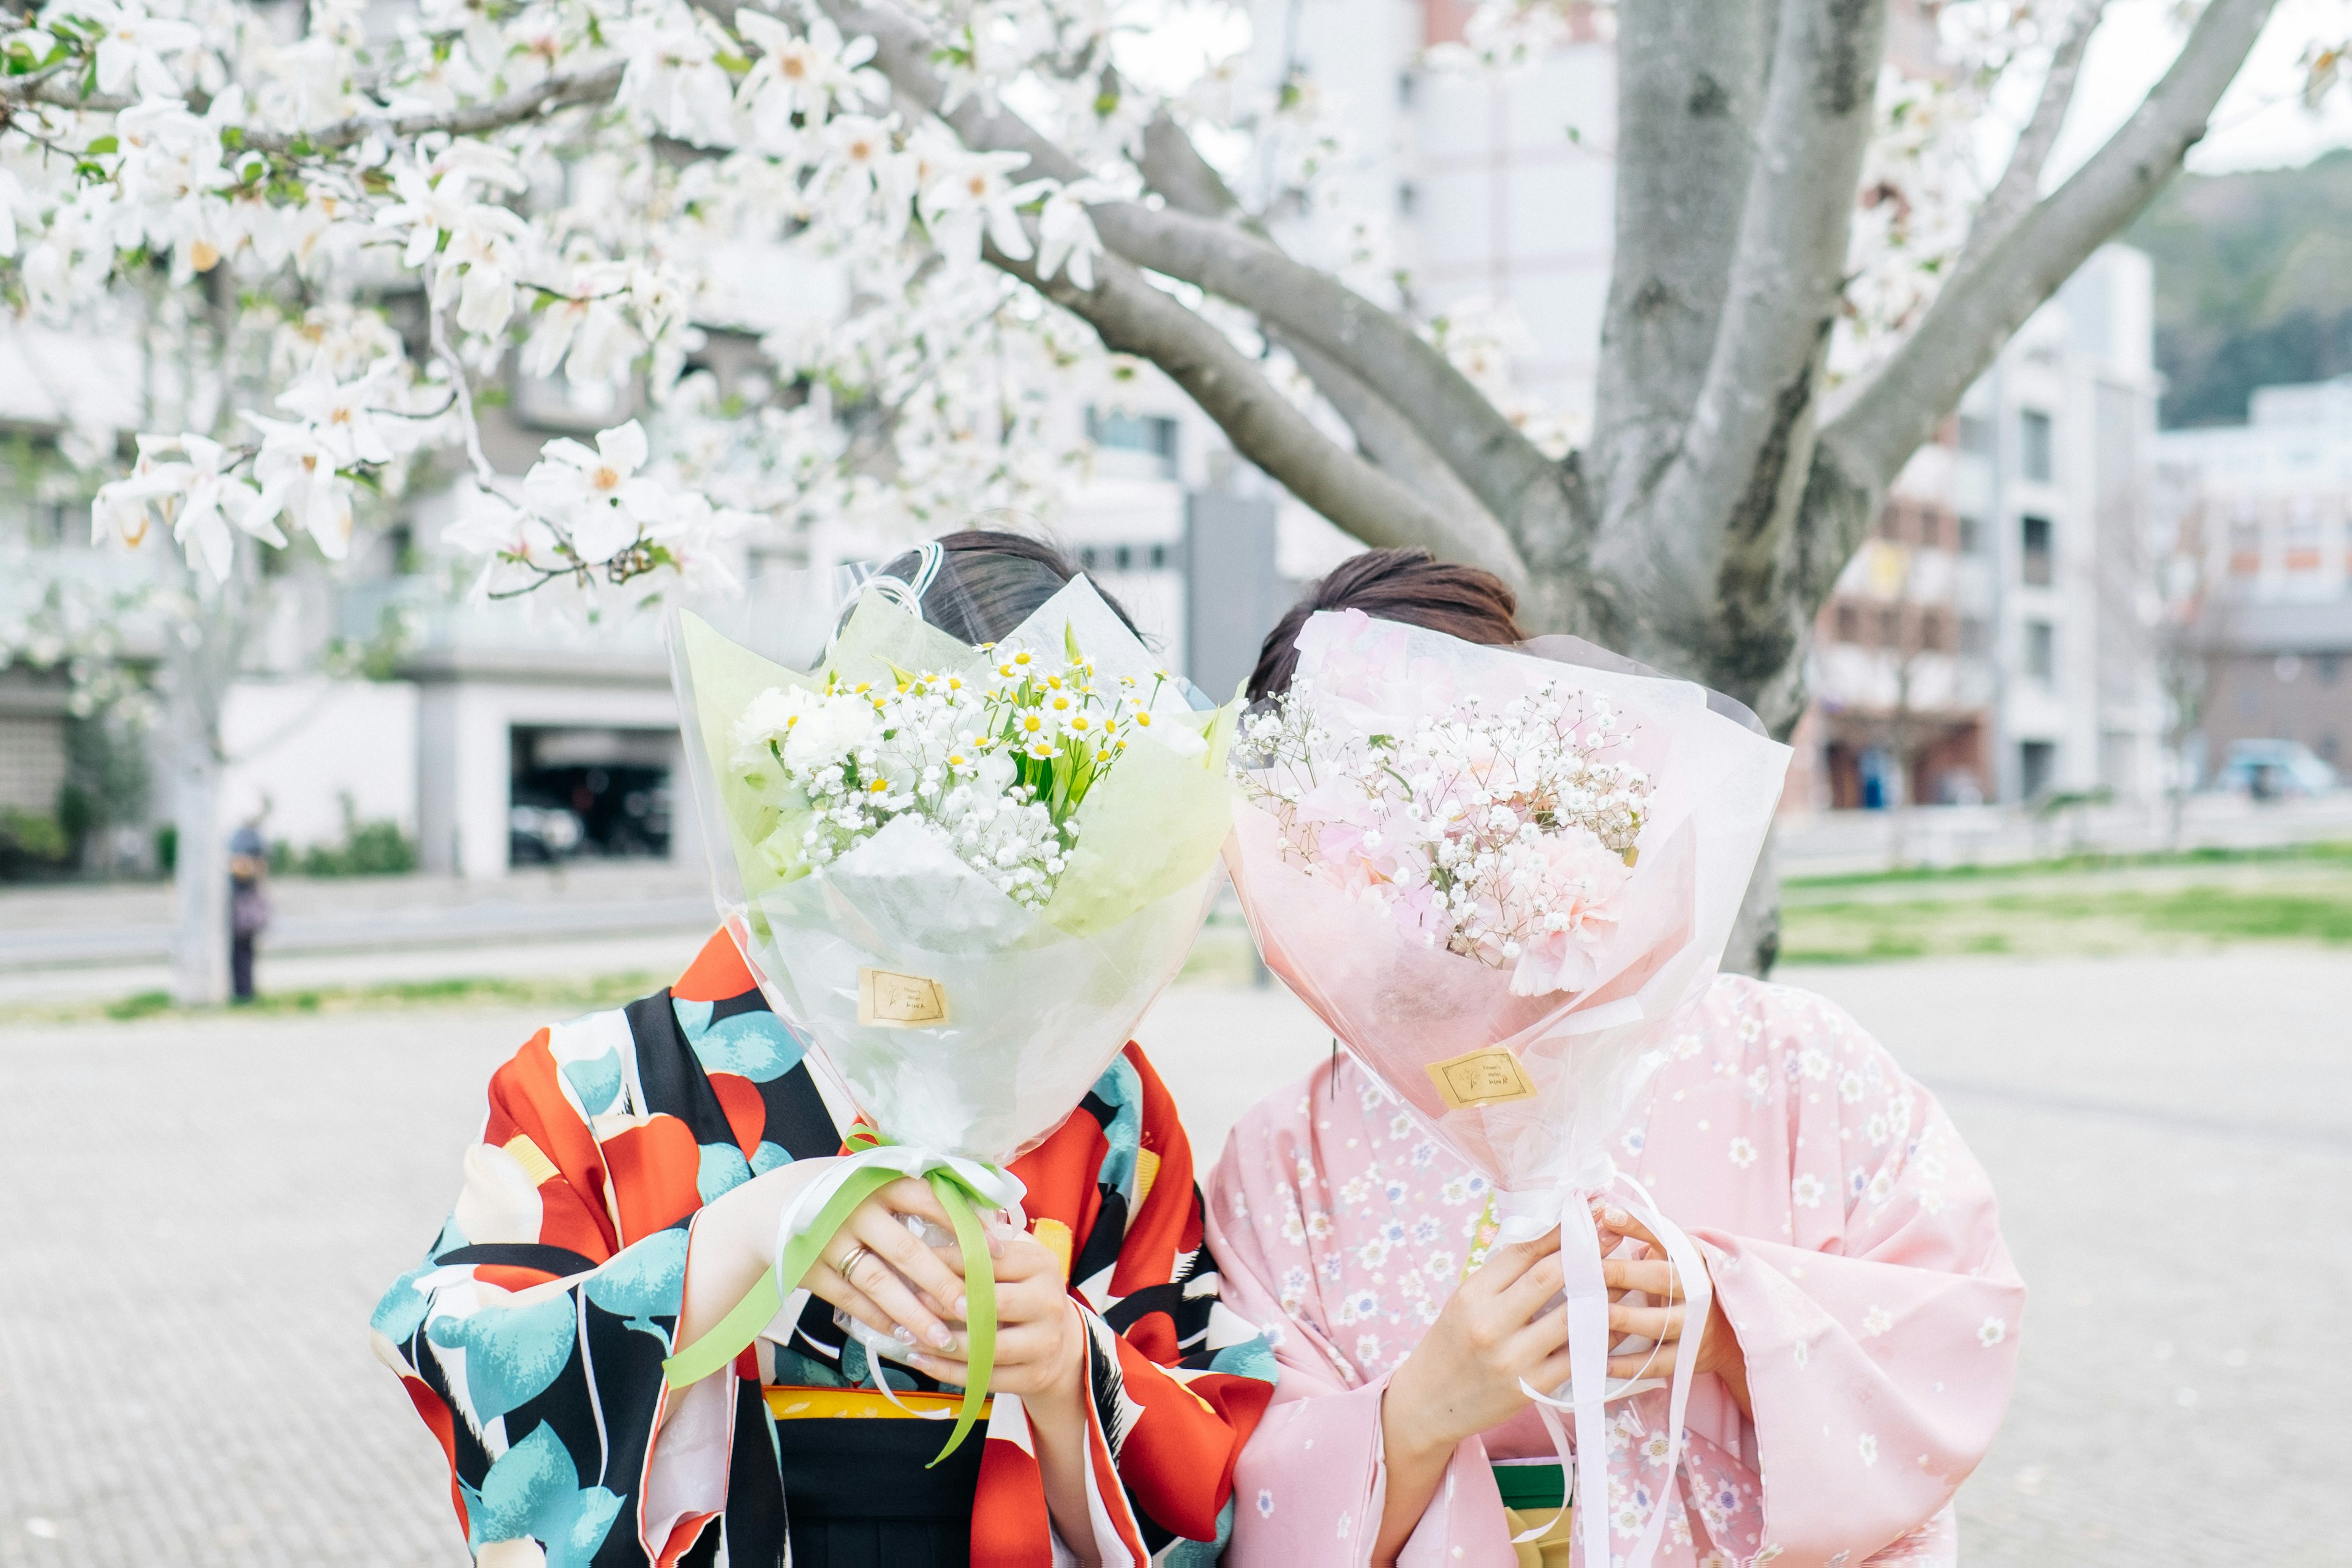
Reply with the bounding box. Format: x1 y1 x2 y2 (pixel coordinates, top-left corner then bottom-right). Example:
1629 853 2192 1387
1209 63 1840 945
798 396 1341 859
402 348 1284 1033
1501 1505 1574 1566
763 1385 995 1422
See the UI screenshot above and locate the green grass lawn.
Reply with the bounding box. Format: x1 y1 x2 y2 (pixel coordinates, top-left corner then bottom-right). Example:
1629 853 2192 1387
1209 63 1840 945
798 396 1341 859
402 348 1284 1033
1781 844 2352 964
18 970 676 1027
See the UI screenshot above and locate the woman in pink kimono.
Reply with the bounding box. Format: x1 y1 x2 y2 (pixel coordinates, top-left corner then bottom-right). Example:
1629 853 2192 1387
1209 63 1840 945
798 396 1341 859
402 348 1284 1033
1205 551 2024 1567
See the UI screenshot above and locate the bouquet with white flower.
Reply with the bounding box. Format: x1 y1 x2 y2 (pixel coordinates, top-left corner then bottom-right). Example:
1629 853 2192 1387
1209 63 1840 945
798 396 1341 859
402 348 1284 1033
660 569 1234 1458
1237 676 1654 997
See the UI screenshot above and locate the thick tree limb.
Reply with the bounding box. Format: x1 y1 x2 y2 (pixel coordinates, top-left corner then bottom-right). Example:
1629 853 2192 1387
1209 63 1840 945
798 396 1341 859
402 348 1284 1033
1137 103 1242 220
1276 332 1524 585
1954 1 2105 274
1115 72 1534 584
1608 0 1889 647
1591 0 1774 522
816 0 1559 562
1824 0 2279 492
989 239 1528 586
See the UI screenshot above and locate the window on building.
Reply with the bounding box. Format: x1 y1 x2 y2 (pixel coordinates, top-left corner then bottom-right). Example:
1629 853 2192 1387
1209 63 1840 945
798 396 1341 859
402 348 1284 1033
1959 616 1989 656
1921 610 1948 652
2019 740 2057 800
2019 409 2054 482
1085 409 1178 475
1916 508 1947 550
1878 606 1902 648
2228 511 2263 576
1958 413 1995 455
2320 653 2343 685
1958 514 1984 554
1397 181 1419 217
1835 603 1862 644
1877 503 1904 541
2286 502 2323 573
2025 620 2056 684
2021 514 2054 586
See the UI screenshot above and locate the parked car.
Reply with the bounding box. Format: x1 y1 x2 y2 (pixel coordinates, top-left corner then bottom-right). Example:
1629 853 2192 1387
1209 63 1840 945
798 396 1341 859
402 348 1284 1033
2212 739 2339 799
513 764 674 858
510 790 587 863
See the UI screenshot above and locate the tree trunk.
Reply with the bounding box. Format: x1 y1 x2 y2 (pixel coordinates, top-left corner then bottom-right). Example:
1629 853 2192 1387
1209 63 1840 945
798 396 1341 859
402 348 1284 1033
164 569 253 1007
167 696 230 1006
1724 823 1782 979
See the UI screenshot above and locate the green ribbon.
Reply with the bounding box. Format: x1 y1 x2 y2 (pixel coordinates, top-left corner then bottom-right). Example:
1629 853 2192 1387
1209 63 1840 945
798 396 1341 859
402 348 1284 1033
662 1131 1006 1465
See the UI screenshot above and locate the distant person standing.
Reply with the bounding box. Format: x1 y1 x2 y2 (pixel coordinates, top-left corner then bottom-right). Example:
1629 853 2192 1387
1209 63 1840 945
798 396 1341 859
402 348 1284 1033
227 815 270 1003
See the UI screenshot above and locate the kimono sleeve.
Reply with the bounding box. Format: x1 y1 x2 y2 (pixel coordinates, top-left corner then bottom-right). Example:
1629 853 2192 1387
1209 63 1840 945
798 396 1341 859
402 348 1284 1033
369 1020 737 1567
1202 1062 1515 1568
1008 1043 1279 1565
1695 990 2026 1566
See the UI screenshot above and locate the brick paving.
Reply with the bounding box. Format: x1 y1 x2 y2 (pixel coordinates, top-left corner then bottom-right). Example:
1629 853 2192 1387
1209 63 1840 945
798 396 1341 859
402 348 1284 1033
2 952 2345 1566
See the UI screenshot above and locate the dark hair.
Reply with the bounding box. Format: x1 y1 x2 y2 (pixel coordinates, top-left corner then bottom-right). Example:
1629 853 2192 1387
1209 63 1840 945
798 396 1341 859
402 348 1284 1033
876 529 1141 646
1246 548 1524 701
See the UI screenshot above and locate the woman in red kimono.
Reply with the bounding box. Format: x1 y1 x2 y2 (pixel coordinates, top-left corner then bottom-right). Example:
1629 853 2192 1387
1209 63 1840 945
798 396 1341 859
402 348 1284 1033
372 535 1276 1567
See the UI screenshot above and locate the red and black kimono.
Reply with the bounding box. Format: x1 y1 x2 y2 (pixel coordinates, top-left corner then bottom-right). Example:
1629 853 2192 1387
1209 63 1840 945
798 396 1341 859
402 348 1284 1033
371 930 1276 1566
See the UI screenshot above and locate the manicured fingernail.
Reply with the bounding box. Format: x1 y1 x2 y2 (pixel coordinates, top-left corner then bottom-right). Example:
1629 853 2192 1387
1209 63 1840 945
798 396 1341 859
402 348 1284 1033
954 1295 969 1317
892 1324 915 1345
929 1325 955 1349
1605 1207 1629 1227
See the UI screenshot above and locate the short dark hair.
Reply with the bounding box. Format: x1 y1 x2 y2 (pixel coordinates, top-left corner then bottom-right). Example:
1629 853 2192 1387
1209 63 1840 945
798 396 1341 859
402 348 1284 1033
876 529 1140 647
1248 548 1524 701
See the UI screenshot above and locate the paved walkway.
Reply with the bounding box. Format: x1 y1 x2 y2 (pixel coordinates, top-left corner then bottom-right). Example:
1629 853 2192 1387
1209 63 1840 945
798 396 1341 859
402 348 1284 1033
1 953 2343 1566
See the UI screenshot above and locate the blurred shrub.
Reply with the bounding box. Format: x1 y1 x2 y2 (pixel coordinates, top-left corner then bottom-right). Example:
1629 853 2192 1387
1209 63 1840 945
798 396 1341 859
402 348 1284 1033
292 793 419 877
0 807 72 879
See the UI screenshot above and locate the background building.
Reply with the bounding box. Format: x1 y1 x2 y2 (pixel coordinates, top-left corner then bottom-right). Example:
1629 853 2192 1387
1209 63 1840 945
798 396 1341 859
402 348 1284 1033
2157 374 2352 778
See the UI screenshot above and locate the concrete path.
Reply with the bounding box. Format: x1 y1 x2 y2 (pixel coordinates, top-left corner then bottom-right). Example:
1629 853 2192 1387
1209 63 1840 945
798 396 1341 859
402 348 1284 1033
0 953 2342 1566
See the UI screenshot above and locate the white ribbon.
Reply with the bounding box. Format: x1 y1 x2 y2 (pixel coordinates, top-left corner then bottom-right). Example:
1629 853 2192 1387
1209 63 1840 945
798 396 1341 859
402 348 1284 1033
769 1142 1028 1414
1494 1169 1712 1567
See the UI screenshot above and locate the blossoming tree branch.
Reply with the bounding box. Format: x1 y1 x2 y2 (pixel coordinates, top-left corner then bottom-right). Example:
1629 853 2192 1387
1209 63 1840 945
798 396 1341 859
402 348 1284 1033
0 0 2324 984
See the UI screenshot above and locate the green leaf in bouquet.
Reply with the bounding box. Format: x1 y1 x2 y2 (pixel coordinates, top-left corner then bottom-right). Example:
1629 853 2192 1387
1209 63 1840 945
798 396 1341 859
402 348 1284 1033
1042 702 1239 938
676 611 822 904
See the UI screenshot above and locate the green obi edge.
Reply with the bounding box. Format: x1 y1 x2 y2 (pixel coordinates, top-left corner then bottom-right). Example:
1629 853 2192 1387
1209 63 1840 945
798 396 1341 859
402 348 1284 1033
1491 1459 1567 1512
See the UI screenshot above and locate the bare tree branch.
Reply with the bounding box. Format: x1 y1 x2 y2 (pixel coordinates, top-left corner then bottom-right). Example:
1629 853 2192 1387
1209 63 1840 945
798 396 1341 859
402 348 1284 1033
240 63 627 154
989 235 1525 587
1117 90 1516 553
1824 0 2279 492
816 0 1559 561
1609 0 1890 643
1954 0 2105 273
1276 331 1517 551
0 60 624 149
1137 102 1242 220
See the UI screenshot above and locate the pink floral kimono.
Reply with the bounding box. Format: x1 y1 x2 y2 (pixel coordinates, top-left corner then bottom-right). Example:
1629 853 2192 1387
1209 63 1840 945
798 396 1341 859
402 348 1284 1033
1204 974 2023 1567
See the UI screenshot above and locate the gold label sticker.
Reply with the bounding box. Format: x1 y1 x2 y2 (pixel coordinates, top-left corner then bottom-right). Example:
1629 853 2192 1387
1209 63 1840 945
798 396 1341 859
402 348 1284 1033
858 968 949 1027
1426 1047 1538 1111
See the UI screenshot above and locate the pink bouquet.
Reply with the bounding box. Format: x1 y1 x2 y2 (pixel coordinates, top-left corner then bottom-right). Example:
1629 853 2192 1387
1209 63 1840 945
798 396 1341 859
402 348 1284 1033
1226 609 1789 1566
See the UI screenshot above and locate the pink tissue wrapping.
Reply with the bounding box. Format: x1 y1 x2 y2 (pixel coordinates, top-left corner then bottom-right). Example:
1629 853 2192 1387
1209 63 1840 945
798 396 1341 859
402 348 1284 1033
1226 610 1790 1194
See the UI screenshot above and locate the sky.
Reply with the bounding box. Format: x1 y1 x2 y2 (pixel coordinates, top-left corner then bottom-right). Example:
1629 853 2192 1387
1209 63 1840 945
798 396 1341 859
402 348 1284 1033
2052 0 2352 175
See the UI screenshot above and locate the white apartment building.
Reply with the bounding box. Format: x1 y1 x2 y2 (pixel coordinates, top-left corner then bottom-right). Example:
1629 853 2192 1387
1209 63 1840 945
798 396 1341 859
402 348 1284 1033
2157 375 2352 771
